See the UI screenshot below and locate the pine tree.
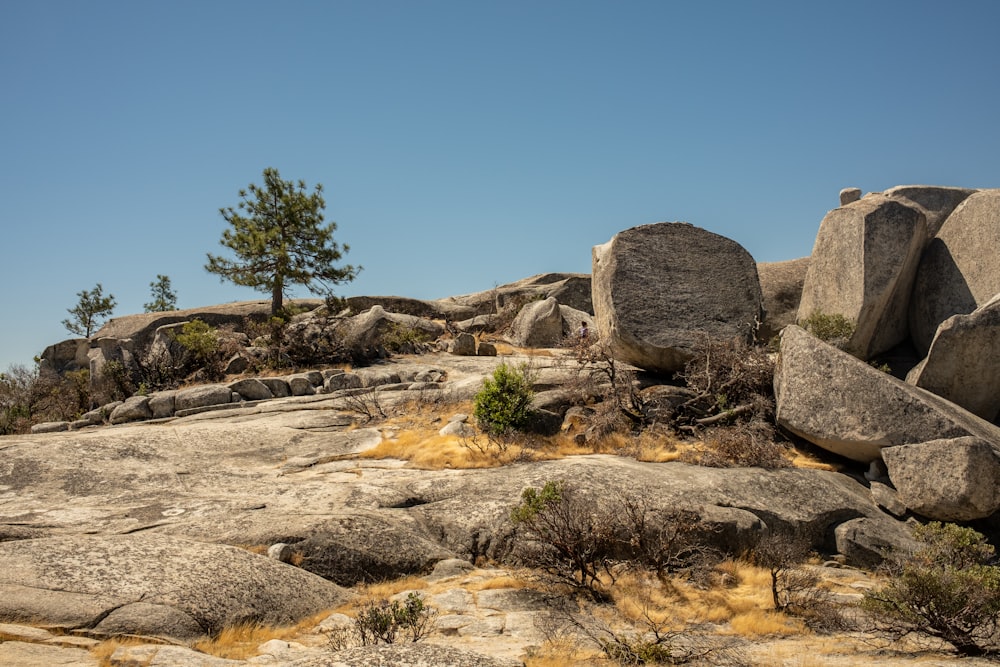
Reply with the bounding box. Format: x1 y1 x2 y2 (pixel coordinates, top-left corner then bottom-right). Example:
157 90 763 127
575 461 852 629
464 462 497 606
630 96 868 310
144 274 178 312
205 168 359 315
62 283 116 337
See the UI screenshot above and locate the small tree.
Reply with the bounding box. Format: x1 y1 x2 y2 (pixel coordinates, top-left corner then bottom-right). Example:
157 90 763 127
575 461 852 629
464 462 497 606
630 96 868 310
144 274 178 312
862 522 1000 657
205 167 360 315
62 283 116 337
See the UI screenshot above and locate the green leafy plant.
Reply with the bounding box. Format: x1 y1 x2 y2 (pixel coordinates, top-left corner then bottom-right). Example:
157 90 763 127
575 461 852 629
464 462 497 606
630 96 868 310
798 310 855 348
354 592 436 645
173 319 220 365
862 522 1000 657
473 362 534 436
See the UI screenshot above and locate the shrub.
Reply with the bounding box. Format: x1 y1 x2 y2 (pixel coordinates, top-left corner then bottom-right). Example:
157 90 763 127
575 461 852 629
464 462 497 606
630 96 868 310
510 481 716 601
354 592 436 645
861 522 1000 657
173 319 220 365
676 336 775 433
680 421 790 469
798 310 855 348
473 362 534 436
377 323 432 354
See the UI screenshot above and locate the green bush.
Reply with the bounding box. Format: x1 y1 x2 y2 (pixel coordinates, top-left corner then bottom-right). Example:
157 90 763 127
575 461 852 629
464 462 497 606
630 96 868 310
473 362 534 435
354 592 435 645
798 310 855 348
173 319 220 364
862 522 1000 657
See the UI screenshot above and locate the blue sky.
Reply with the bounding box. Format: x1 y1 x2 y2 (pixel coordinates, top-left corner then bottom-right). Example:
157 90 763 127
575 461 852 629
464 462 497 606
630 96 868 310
2 0 999 369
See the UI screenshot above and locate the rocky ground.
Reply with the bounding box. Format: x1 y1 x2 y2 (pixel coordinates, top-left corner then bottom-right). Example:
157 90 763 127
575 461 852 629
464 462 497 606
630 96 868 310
0 350 994 666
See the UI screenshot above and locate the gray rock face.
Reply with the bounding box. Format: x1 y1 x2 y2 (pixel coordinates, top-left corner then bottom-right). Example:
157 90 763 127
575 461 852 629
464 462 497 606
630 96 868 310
259 377 291 398
148 391 177 419
227 378 273 402
592 222 763 373
0 533 349 639
174 384 233 412
774 325 1000 462
882 437 1000 521
910 189 1000 354
448 332 477 356
344 305 445 353
38 338 90 374
839 187 862 205
797 194 927 359
883 184 976 237
906 294 1000 422
510 297 563 348
110 395 152 425
757 257 810 341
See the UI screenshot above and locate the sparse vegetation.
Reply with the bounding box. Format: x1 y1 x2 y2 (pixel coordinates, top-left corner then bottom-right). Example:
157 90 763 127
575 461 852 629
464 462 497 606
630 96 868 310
510 481 718 602
862 522 1000 657
798 310 855 348
353 592 436 645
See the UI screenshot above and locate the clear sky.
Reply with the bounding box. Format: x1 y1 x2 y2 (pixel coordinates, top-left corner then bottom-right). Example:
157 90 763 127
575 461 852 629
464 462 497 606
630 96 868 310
2 0 998 370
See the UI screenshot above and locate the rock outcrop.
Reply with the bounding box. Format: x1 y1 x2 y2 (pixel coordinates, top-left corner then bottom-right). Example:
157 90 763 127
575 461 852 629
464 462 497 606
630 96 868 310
757 257 809 341
881 437 1000 521
909 189 1000 354
797 194 927 359
591 222 763 374
0 533 349 639
906 293 1000 422
883 185 976 237
509 297 563 348
774 325 1000 463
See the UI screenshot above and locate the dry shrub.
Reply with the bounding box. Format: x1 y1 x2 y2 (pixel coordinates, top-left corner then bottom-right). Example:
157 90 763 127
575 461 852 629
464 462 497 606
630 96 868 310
680 421 790 469
676 335 775 432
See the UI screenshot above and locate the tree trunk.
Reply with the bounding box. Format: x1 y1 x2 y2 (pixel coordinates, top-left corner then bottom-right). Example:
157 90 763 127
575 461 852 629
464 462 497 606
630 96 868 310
271 280 284 316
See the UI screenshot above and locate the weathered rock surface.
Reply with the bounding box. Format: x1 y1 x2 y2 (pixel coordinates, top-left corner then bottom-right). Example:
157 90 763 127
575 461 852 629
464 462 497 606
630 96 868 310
0 533 349 639
174 384 233 412
882 437 1000 521
883 184 976 237
797 194 927 359
109 395 152 425
509 296 563 348
906 293 1000 422
910 188 1000 354
227 378 274 402
592 222 763 373
38 338 90 374
757 257 810 341
774 325 1000 462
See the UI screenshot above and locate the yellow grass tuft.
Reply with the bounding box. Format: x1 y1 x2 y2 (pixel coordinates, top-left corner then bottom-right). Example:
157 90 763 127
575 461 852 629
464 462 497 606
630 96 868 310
524 639 611 666
91 637 154 666
358 575 429 601
727 609 807 637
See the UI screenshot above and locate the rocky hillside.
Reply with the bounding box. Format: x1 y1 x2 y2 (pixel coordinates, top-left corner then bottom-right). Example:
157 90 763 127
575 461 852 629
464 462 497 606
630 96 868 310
4 184 1000 665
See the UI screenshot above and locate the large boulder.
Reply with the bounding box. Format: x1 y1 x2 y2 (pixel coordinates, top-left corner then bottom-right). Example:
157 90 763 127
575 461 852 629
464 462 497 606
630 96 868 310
110 395 152 425
883 184 976 237
882 437 1000 521
774 325 1000 462
509 297 564 348
910 189 1000 354
343 306 445 354
38 338 91 374
174 384 233 412
0 533 349 639
797 194 927 359
757 257 810 341
443 273 593 317
906 293 1000 422
591 222 763 374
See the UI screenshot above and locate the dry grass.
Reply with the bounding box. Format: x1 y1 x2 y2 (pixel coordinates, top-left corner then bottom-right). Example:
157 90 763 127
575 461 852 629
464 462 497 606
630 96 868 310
524 638 611 667
92 636 159 666
191 609 333 660
464 573 535 592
